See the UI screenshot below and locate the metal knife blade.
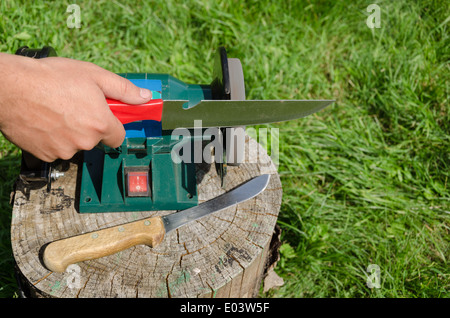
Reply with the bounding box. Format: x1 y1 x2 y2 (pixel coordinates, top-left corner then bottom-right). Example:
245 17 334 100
161 100 334 129
162 174 270 233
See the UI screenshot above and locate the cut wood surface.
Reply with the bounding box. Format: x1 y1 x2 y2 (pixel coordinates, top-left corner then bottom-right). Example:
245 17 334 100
11 136 282 298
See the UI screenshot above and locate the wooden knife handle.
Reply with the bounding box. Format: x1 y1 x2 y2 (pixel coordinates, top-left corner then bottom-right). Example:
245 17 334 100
42 216 165 273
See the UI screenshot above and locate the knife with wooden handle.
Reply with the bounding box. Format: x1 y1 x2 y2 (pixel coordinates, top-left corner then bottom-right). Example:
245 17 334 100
42 174 270 273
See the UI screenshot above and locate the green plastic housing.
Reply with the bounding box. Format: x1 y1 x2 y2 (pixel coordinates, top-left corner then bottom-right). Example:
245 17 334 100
79 135 199 213
79 72 213 213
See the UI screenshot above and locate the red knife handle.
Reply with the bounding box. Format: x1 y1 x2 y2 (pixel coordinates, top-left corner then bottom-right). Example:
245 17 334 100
107 98 164 124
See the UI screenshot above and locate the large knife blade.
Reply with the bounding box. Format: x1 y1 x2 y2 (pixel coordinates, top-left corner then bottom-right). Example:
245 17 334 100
107 99 334 128
42 174 270 272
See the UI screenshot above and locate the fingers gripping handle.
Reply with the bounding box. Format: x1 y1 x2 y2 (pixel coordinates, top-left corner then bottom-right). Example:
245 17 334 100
107 98 164 125
42 217 165 273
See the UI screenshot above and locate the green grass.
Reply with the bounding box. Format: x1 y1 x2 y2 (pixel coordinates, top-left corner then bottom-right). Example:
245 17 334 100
0 0 448 298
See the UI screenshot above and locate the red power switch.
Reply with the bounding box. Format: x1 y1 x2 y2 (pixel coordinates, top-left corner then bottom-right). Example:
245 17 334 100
126 171 150 197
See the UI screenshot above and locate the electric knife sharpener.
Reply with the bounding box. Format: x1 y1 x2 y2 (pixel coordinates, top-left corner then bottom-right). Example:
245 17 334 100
16 46 246 213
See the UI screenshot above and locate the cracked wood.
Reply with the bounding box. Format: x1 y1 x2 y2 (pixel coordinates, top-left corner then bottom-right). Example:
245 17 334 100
11 136 282 298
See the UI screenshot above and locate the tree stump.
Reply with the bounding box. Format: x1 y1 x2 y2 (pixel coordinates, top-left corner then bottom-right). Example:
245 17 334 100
11 136 282 298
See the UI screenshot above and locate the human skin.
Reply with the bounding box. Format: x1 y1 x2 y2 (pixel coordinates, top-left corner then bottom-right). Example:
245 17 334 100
0 53 152 162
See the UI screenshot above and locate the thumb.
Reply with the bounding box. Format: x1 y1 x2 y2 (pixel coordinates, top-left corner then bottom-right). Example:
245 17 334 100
91 67 152 104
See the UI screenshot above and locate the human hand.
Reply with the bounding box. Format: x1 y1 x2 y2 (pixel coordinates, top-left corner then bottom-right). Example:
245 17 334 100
0 53 152 162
